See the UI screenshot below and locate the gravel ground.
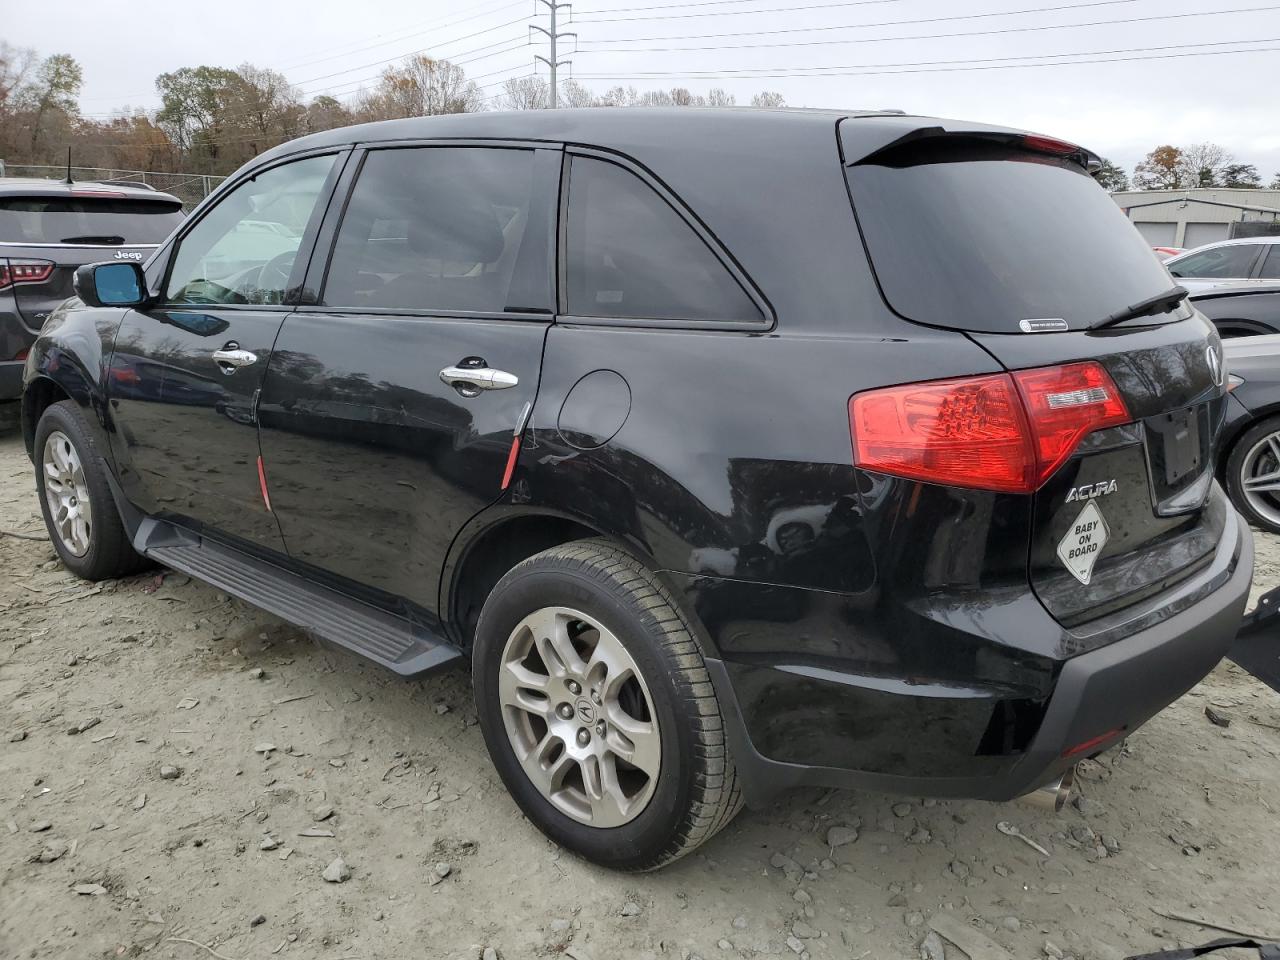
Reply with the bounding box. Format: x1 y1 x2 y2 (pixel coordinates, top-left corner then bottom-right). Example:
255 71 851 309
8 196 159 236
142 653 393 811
2 428 1279 960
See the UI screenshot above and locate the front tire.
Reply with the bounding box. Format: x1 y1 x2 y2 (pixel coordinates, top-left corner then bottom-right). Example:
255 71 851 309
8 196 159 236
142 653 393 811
34 401 147 580
473 540 742 870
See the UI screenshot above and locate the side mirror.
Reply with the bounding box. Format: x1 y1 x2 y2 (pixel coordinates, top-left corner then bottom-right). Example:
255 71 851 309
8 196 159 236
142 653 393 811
74 262 147 308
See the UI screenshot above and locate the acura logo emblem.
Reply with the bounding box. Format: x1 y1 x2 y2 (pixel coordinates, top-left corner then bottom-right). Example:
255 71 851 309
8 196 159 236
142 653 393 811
1206 344 1223 387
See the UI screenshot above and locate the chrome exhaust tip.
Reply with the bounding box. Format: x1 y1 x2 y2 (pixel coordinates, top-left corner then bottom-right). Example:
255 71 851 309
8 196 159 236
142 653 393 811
1016 765 1075 814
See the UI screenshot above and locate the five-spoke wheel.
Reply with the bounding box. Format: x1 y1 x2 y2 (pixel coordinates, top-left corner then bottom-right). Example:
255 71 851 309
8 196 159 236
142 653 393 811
1227 415 1280 535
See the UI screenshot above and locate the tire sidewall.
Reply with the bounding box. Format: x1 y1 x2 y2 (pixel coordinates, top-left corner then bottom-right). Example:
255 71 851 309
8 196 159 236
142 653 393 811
473 559 700 870
34 402 117 577
1227 416 1280 535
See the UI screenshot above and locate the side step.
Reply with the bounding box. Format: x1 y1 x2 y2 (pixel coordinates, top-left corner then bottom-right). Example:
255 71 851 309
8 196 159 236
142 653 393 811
139 522 461 678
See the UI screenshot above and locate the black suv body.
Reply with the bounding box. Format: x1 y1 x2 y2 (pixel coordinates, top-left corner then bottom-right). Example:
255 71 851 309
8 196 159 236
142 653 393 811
21 109 1252 869
0 178 183 409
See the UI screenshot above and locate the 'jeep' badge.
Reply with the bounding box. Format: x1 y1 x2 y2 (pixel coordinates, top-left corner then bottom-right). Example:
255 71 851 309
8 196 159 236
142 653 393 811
1057 500 1109 585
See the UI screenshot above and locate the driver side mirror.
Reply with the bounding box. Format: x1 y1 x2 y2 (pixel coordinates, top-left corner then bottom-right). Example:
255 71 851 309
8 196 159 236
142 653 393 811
74 262 148 308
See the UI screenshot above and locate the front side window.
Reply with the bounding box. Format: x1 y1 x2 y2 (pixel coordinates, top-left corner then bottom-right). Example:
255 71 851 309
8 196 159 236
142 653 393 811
1257 244 1280 280
164 154 336 305
322 147 538 314
1168 244 1260 280
564 156 762 324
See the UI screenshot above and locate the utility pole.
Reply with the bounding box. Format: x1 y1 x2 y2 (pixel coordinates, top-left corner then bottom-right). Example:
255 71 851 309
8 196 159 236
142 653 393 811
531 0 575 108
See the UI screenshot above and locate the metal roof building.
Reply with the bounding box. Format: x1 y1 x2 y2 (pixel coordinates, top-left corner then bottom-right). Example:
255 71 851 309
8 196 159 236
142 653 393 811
1112 187 1280 249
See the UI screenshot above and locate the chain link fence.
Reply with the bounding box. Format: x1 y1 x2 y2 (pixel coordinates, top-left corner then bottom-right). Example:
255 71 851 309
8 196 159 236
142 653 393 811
1 164 227 209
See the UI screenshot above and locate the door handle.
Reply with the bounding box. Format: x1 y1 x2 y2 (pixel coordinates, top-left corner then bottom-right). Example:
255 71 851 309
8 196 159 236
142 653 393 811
212 345 258 374
439 365 519 395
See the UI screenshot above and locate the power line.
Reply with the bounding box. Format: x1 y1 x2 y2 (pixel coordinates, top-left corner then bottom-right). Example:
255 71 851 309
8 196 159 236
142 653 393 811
577 0 898 13
573 0 1133 23
574 42 1280 80
577 3 1280 53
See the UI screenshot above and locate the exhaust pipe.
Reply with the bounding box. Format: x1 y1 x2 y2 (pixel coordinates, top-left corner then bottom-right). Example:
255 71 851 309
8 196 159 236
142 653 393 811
1016 765 1075 814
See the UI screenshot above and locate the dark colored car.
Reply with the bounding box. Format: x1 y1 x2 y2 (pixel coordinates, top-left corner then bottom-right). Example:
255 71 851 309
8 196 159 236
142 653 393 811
1220 329 1280 533
0 178 184 420
21 110 1251 870
1192 281 1280 339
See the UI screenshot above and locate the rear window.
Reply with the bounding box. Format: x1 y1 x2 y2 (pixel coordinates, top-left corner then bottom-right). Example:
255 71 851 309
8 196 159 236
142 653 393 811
846 139 1175 332
0 195 183 245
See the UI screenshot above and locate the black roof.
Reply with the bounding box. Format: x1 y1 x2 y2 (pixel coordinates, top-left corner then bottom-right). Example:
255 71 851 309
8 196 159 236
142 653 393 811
0 178 181 204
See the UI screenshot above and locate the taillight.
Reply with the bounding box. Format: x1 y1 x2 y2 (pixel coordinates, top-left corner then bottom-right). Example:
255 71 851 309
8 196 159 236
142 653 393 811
0 259 55 291
850 361 1130 495
14 348 29 362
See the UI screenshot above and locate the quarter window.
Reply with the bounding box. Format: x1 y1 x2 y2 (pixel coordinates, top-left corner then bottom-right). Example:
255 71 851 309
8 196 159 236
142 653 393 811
165 154 336 305
564 156 762 324
322 147 539 314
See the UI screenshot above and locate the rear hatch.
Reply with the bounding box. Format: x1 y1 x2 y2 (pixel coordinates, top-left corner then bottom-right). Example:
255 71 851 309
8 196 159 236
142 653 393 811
0 192 183 334
841 121 1228 627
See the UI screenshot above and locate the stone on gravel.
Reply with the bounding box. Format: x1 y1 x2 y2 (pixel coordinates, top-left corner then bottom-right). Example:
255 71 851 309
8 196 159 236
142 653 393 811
254 742 277 754
1073 795 1105 817
769 852 804 880
888 893 907 907
892 802 912 817
159 765 181 780
483 948 499 960
946 860 970 881
311 803 335 822
920 931 946 960
733 916 748 929
132 792 146 810
905 826 932 844
8 730 26 742
1045 940 1065 959
74 883 107 896
1205 705 1231 727
250 914 266 927
1001 917 1021 932
429 862 452 885
786 935 805 955
35 840 69 863
620 900 642 917
29 820 52 832
248 667 265 679
826 825 858 848
260 837 279 851
905 912 924 927
67 717 101 736
322 857 351 883
792 921 818 939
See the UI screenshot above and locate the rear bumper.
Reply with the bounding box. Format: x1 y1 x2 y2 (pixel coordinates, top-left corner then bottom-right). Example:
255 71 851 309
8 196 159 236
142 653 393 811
696 511 1253 807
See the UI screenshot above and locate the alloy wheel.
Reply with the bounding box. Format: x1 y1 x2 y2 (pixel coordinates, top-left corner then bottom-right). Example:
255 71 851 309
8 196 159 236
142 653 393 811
1241 430 1280 529
41 431 93 557
497 606 661 828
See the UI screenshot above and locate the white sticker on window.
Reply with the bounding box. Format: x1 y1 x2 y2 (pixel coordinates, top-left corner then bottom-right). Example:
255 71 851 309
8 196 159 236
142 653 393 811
1057 499 1110 585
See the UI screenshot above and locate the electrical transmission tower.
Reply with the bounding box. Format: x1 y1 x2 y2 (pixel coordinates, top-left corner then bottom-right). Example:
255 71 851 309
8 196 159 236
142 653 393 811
531 0 575 108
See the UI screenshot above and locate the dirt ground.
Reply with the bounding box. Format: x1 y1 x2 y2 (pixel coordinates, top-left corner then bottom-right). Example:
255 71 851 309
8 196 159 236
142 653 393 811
2 428 1279 960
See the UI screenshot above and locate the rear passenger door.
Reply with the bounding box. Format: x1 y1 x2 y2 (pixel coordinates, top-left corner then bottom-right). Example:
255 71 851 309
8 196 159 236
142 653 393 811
256 143 558 614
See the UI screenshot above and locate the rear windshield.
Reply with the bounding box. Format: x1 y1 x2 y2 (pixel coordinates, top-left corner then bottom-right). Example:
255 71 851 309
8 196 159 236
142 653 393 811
846 139 1175 332
0 195 184 245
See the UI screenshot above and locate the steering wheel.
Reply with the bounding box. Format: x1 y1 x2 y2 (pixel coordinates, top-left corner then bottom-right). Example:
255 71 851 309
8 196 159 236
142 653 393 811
256 250 298 297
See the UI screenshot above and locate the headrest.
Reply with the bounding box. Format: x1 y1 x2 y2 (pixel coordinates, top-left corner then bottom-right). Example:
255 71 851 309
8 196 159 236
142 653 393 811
407 190 505 264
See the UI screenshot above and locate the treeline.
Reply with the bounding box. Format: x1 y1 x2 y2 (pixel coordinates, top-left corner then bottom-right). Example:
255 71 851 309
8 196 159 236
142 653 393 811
0 43 786 178
1097 143 1280 192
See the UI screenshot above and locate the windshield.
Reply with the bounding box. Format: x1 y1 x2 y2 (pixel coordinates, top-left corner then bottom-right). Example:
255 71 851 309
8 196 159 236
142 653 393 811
846 139 1176 333
0 196 183 245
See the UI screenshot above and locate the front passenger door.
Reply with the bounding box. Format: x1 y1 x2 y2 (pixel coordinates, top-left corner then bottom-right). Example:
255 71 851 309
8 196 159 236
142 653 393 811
108 152 343 551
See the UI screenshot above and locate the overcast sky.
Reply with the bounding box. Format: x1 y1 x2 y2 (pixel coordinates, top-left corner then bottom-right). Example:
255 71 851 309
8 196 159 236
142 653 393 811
9 0 1280 179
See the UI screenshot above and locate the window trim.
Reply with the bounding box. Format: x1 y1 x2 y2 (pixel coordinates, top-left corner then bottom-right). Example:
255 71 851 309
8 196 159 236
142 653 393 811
557 146 774 332
153 146 350 312
307 139 560 319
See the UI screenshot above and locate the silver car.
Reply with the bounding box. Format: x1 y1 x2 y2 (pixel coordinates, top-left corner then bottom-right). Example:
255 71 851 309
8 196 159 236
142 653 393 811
1165 236 1280 292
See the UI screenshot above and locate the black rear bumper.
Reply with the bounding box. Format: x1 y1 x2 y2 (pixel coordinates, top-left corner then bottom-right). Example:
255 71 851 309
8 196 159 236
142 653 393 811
703 512 1253 807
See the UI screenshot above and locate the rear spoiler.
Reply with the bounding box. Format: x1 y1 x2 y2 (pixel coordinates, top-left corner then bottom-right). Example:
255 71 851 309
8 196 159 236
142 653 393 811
838 117 1101 174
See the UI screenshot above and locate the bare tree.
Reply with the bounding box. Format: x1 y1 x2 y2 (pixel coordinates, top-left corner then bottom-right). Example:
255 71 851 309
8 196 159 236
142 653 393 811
498 76 548 111
356 56 482 120
750 91 786 108
1178 142 1234 188
559 79 597 108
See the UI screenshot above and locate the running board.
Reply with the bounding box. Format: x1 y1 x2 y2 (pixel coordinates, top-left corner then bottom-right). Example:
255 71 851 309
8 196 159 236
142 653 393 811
139 522 461 678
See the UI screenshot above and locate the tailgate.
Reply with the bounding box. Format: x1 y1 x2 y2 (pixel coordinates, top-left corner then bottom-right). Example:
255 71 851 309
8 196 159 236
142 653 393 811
971 315 1229 626
3 245 156 334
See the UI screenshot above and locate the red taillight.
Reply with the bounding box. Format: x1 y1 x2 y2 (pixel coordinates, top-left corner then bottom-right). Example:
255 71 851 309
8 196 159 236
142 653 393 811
1021 134 1080 156
850 361 1130 495
1062 726 1125 759
14 348 29 362
0 259 55 291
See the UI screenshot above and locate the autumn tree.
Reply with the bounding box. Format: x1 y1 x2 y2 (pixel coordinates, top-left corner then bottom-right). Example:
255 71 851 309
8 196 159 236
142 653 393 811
1133 145 1184 190
155 65 241 166
1094 158 1129 191
356 56 482 120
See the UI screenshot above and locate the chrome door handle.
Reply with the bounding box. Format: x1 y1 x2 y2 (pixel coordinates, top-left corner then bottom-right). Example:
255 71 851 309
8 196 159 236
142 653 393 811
212 347 258 373
439 365 519 393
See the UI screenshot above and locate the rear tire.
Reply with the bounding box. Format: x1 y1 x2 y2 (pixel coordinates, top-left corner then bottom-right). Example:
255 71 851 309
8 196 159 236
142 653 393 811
1226 414 1280 535
472 539 742 870
34 401 148 580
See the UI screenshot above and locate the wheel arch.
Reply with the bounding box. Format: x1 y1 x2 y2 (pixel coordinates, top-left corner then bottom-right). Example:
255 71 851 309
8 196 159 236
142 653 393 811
21 376 72 458
441 506 665 651
1219 403 1280 485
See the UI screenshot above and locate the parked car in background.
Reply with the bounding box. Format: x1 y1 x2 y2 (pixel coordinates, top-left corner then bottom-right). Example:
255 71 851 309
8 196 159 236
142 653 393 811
21 109 1251 870
0 178 184 421
1192 282 1280 339
1152 245 1184 261
1221 331 1280 533
1164 237 1280 292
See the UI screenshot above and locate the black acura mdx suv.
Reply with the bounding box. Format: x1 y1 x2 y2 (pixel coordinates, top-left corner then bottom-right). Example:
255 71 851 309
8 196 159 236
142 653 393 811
21 109 1252 870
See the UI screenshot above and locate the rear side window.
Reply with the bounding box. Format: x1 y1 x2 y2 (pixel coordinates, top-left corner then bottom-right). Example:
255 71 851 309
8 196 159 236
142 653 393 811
0 196 183 244
846 138 1176 332
1169 244 1262 279
323 147 538 314
564 156 762 324
1255 245 1280 280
